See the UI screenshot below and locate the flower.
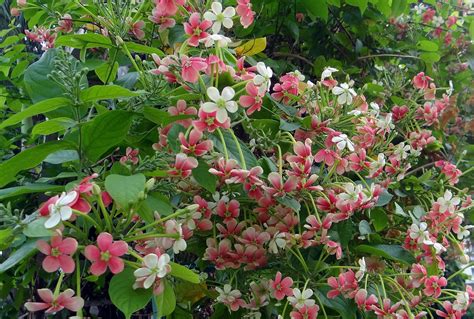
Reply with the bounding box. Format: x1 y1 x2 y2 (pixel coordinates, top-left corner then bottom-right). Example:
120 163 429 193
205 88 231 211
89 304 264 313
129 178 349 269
423 276 447 298
84 232 128 276
120 147 139 165
321 67 338 81
184 13 212 47
332 83 356 105
192 108 230 132
216 284 246 311
56 14 73 33
134 253 171 289
201 86 238 123
236 0 255 28
181 56 207 83
437 189 460 213
253 62 273 92
44 191 78 229
149 6 176 31
290 304 319 319
204 2 236 34
332 133 355 152
413 72 432 90
202 33 232 47
355 257 366 281
25 289 84 313
168 153 198 178
239 82 265 115
287 288 315 309
409 222 431 245
129 20 145 39
37 236 78 273
270 271 293 300
178 129 213 156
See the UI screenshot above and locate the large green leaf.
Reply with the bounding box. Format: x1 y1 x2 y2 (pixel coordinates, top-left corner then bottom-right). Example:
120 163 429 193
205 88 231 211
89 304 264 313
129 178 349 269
80 85 140 102
137 193 173 223
210 130 258 168
169 262 200 284
192 160 217 193
346 0 368 13
155 280 176 317
109 267 153 319
23 218 55 237
55 33 113 49
125 42 164 56
0 240 37 273
31 117 76 136
355 244 415 265
0 184 64 201
314 286 357 319
143 106 195 127
105 174 146 208
302 0 328 22
0 98 71 130
81 110 133 162
0 141 75 187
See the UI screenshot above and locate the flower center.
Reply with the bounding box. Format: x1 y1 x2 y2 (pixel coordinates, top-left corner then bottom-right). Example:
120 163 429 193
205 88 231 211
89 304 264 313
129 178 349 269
216 98 227 109
100 251 111 262
193 27 202 36
51 247 61 257
216 13 225 23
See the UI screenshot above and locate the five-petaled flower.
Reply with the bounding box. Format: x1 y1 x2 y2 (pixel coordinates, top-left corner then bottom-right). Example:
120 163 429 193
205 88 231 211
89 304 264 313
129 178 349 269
84 232 128 276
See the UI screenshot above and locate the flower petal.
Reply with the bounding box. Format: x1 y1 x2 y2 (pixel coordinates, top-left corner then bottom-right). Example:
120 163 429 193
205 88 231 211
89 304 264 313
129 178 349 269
201 102 218 113
97 232 113 251
108 256 124 274
207 87 220 101
221 87 235 101
83 245 100 262
42 256 60 273
109 240 128 257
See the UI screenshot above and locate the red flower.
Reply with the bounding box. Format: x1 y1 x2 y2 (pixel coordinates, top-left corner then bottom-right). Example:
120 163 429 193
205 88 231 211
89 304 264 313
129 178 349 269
120 147 139 165
236 0 255 28
239 82 265 115
413 72 432 90
193 109 230 132
216 198 240 222
84 232 128 276
168 99 197 128
24 288 84 313
168 153 198 178
423 275 447 298
178 129 213 156
270 271 293 300
37 236 78 273
181 56 207 83
264 172 297 197
184 13 212 47
290 304 319 319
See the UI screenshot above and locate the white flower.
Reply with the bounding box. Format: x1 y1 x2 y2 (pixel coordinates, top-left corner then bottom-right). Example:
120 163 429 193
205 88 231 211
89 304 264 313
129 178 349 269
376 113 395 133
413 3 426 15
433 16 444 27
202 34 232 47
356 257 366 281
268 231 287 254
172 223 187 254
204 2 235 34
292 70 305 81
393 142 411 160
287 288 315 309
369 102 380 116
44 191 78 228
456 226 472 240
216 284 242 303
306 80 315 88
332 82 356 105
253 62 273 93
453 292 470 311
447 80 454 96
368 153 385 176
409 222 430 244
437 190 460 213
339 183 364 204
321 67 338 80
201 86 238 123
133 253 171 289
332 133 355 152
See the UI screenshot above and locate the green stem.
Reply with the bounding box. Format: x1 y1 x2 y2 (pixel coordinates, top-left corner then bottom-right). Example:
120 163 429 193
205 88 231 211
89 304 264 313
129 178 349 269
124 233 179 242
217 128 229 161
98 194 113 232
134 207 195 233
447 262 474 281
75 256 83 317
72 209 102 231
53 272 65 298
228 129 246 170
275 144 283 176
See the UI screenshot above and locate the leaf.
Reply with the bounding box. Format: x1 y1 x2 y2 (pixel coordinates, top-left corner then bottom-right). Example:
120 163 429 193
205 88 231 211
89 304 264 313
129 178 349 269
105 174 146 208
0 228 14 250
277 197 301 212
23 218 54 237
412 205 426 219
32 117 76 136
109 267 153 319
44 150 79 164
155 280 176 317
391 0 408 17
0 184 64 201
80 85 140 102
394 202 408 217
355 244 416 265
302 0 328 22
314 287 357 319
370 208 388 232
95 61 119 83
235 38 267 57
125 42 164 56
417 40 438 52
167 124 186 153
169 262 200 284
81 110 133 162
346 0 368 14
55 33 112 49
0 98 71 130
359 220 372 235
192 160 217 193
420 52 440 63
279 119 300 131
138 193 173 223
209 130 258 168
375 189 393 206
0 240 37 273
0 141 75 187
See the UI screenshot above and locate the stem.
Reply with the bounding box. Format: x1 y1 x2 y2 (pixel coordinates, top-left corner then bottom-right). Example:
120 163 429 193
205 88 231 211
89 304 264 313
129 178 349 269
98 194 113 232
447 262 474 281
75 256 83 318
124 233 179 242
72 209 102 231
134 207 194 233
216 128 229 161
276 144 283 176
53 272 65 298
228 129 246 169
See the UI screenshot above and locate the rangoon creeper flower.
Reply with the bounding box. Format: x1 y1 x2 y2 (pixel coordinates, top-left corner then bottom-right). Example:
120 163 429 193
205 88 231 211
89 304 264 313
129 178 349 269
202 33 232 47
332 133 355 152
253 62 273 93
355 257 366 281
287 288 315 309
45 191 78 228
321 67 338 80
332 82 356 105
201 86 238 123
409 222 431 245
133 253 171 289
204 2 236 34
437 189 460 213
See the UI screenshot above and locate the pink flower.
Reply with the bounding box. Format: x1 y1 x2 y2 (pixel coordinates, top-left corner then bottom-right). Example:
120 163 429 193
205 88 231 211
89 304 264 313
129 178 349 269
239 82 265 115
120 147 139 165
216 198 240 222
354 289 378 310
327 270 358 299
413 72 432 90
56 14 73 33
37 236 78 273
295 13 305 23
168 153 198 178
436 301 464 319
130 20 145 39
290 304 319 319
422 8 436 24
236 0 255 28
184 13 212 47
168 99 197 128
178 129 213 156
181 56 207 83
314 149 337 166
158 0 186 16
264 172 297 197
84 232 128 276
270 271 293 300
192 109 230 132
423 275 447 298
149 6 176 31
410 264 427 288
391 105 409 122
25 288 84 313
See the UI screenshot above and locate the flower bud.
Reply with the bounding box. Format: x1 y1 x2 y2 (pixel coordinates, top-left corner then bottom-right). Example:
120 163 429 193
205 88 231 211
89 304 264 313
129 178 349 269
92 183 101 196
145 178 155 192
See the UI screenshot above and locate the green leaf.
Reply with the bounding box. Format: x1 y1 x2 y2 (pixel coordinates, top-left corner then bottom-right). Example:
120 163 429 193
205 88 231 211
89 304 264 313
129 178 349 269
44 150 79 164
375 189 393 206
355 244 415 265
125 42 164 56
420 52 440 63
80 85 140 102
192 160 217 193
0 98 71 130
95 62 119 84
391 0 407 17
417 40 438 52
167 124 186 153
314 286 357 319
155 280 176 317
0 184 64 201
302 0 328 22
81 110 133 162
0 228 14 250
0 141 75 187
370 207 388 231
210 130 258 168
277 197 301 212
55 33 112 49
0 240 37 273
23 218 54 237
105 174 146 208
143 107 195 127
109 267 153 319
169 262 200 284
394 202 408 217
346 0 368 14
138 193 173 223
32 117 76 136
359 220 372 235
